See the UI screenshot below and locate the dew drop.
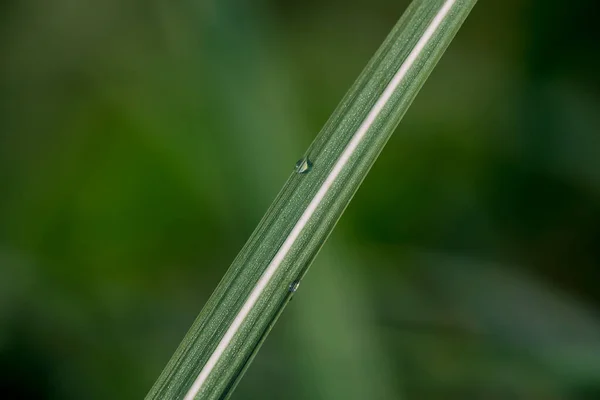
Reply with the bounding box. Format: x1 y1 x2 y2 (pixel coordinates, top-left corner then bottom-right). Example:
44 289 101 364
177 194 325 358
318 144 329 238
295 156 313 174
289 280 301 293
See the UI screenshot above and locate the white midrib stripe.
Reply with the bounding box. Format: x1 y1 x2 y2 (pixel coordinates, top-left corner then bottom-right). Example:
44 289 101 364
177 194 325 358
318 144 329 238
184 0 456 398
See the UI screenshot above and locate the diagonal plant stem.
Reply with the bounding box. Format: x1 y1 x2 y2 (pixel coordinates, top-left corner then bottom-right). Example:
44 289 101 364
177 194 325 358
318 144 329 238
146 0 478 399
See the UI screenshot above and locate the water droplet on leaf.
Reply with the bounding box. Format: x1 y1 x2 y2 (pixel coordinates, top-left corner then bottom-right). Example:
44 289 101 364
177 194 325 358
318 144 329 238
295 157 313 174
289 280 300 293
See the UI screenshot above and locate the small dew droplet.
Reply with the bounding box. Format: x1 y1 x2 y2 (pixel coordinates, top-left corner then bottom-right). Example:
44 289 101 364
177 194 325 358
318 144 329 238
289 280 300 293
295 156 313 174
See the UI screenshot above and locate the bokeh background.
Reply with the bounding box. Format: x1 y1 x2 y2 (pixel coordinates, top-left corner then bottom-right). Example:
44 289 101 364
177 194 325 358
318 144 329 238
1 0 600 398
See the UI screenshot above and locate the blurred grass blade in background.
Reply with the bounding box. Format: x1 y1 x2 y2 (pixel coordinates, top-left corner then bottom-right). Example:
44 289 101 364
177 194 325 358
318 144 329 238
146 0 477 398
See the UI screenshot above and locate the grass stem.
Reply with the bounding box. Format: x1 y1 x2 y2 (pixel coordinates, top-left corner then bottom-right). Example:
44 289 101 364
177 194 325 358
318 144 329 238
146 1 477 398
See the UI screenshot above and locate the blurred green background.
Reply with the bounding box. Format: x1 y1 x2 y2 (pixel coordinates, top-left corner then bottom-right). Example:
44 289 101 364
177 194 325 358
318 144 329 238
1 0 600 398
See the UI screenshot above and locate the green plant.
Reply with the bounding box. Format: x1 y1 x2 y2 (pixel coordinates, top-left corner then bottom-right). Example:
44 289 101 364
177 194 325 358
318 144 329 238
146 0 478 398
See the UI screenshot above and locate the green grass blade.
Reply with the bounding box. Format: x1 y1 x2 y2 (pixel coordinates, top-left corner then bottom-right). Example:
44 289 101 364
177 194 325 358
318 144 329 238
146 0 478 398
